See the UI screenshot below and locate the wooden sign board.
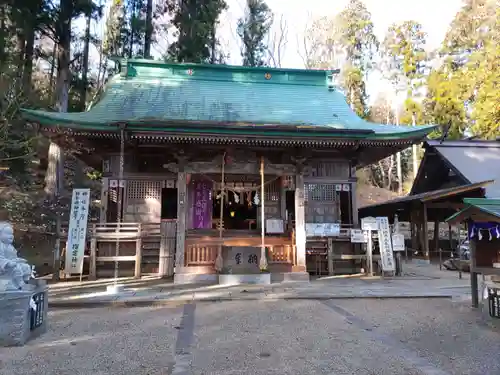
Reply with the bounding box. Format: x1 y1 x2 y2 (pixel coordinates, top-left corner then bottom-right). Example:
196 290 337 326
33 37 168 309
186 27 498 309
361 217 378 231
305 223 340 237
392 234 405 252
266 219 284 234
350 229 368 243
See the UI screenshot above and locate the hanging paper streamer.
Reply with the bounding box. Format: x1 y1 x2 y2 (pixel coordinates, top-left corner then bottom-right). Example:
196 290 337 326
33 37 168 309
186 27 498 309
468 222 500 241
254 192 260 206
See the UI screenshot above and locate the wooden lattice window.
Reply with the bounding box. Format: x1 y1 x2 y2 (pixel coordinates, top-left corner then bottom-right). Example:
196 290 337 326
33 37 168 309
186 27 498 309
126 180 162 200
304 183 337 202
282 175 295 189
265 180 280 201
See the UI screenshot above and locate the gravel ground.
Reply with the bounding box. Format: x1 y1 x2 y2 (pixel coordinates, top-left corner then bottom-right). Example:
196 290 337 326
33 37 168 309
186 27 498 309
1 299 499 375
0 305 183 375
336 299 500 375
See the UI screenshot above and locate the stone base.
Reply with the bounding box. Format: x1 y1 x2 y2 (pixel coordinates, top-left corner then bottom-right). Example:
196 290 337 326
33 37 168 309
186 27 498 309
174 273 218 284
271 272 310 283
0 280 48 347
219 273 271 285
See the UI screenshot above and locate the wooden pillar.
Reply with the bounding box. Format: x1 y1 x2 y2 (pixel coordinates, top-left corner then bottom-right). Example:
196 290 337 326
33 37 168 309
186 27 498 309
175 170 187 270
294 171 306 271
422 203 429 261
470 238 479 308
280 176 287 220
259 156 268 270
434 220 440 253
100 177 109 223
350 179 358 226
327 237 334 276
134 223 142 278
159 221 175 278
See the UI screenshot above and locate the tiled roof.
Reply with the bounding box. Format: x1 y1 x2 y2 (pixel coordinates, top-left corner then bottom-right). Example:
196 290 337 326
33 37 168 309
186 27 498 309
21 59 436 140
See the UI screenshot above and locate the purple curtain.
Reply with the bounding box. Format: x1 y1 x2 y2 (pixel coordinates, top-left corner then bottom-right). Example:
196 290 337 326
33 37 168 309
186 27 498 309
192 179 213 229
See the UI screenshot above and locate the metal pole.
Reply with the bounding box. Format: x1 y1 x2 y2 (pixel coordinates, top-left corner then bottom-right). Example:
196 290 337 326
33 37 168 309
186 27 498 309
259 156 267 271
214 153 225 272
114 128 125 283
367 229 373 276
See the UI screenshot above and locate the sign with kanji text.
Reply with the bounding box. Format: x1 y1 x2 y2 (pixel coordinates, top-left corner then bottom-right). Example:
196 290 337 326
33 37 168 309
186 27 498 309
376 217 395 272
361 217 378 231
392 234 405 252
65 189 91 275
350 229 368 243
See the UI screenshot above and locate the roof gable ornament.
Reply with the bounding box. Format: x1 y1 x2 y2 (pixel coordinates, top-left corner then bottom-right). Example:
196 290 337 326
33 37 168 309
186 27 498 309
326 70 337 91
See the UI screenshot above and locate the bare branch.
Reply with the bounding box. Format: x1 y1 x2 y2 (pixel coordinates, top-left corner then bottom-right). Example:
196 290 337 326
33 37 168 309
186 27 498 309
266 14 288 68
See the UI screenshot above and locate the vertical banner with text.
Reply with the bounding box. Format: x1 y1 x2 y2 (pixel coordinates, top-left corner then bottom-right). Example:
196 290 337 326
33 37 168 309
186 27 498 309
376 216 395 272
65 189 91 275
192 180 212 229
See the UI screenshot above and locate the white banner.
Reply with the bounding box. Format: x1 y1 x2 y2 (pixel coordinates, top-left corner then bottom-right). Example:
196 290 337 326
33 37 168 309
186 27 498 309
376 217 395 272
65 189 91 275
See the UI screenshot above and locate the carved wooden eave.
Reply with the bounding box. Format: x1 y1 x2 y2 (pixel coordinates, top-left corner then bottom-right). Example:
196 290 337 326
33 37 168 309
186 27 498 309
163 154 297 175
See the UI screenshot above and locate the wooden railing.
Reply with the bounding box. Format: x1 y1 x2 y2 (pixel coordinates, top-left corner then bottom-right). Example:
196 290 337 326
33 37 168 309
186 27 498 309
61 222 162 240
269 244 295 264
184 244 218 266
60 221 175 280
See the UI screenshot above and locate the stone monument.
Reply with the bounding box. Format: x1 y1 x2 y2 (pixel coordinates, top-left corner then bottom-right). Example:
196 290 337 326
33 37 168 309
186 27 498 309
219 246 271 284
0 221 48 346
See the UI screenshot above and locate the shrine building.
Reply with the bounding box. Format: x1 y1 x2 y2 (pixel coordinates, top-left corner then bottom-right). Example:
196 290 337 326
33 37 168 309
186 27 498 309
21 59 436 283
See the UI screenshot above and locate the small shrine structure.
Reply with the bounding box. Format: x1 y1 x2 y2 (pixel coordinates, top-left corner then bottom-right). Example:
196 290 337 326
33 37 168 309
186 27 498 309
21 59 435 283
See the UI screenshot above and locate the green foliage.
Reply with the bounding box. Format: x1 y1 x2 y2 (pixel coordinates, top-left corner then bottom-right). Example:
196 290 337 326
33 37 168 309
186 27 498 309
382 20 427 96
334 0 378 70
424 2 500 139
165 0 227 63
237 0 273 67
341 66 368 118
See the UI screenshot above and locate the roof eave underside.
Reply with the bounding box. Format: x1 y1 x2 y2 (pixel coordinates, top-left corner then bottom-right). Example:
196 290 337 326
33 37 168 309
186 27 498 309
22 110 436 142
359 180 493 215
445 204 500 225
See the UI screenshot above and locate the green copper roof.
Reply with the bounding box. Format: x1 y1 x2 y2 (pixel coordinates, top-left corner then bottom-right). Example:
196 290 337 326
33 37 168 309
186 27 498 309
445 198 500 223
21 59 436 140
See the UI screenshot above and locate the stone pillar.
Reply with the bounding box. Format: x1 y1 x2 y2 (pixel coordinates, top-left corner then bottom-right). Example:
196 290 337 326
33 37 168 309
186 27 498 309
174 171 187 272
294 172 306 272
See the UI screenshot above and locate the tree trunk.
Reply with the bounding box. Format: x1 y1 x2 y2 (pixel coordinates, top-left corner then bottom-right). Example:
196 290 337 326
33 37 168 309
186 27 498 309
47 0 73 281
412 113 418 179
128 0 136 58
16 29 26 93
55 0 72 113
80 12 91 111
48 42 57 104
0 6 6 69
22 20 35 98
144 0 153 58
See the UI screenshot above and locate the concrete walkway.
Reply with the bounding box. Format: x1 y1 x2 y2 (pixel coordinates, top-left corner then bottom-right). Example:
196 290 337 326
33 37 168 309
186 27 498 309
46 263 473 308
